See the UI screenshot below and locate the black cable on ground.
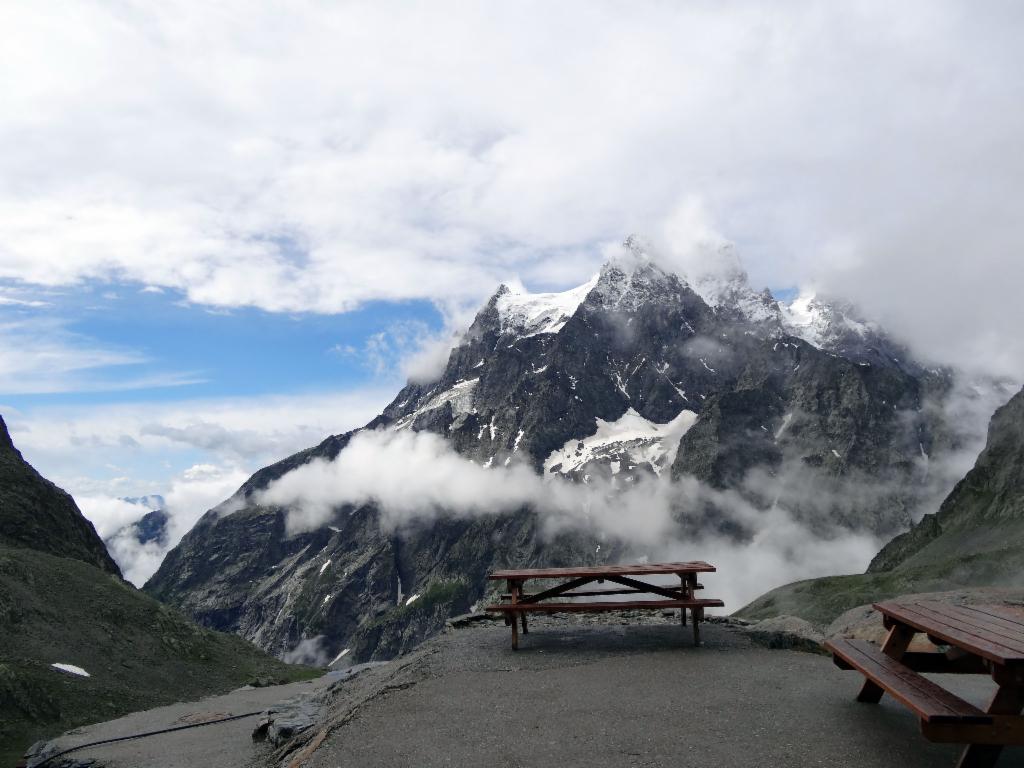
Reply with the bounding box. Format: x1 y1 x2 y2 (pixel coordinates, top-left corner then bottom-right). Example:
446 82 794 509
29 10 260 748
25 709 265 767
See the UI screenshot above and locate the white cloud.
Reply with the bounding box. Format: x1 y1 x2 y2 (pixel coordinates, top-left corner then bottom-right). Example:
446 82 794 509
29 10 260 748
79 462 251 586
76 495 152 540
255 426 888 608
7 388 390 480
0 2 1020 376
0 316 202 395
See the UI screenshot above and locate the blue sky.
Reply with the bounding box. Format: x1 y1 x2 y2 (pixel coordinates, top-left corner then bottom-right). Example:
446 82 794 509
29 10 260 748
1 280 444 407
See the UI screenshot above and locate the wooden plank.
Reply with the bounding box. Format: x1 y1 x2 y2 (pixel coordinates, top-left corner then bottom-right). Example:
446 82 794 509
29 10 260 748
517 576 595 605
602 574 690 601
953 680 1024 767
969 604 1024 630
929 606 1024 651
877 602 1024 665
485 598 724 613
489 561 716 580
878 603 1024 664
501 586 702 599
858 623 915 703
917 603 1024 654
826 638 991 724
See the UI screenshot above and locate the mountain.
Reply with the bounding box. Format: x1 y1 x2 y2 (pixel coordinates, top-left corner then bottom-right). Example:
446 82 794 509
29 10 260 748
106 507 170 548
0 415 119 575
867 385 1024 571
145 241 970 664
0 418 315 764
737 385 1024 628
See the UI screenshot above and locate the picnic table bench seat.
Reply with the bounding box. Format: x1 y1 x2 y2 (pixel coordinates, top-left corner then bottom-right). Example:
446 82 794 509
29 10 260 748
827 601 1024 768
828 637 991 724
487 597 725 614
500 584 703 599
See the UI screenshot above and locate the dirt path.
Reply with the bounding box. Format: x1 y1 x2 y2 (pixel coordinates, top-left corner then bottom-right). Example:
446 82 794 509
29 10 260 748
25 673 341 768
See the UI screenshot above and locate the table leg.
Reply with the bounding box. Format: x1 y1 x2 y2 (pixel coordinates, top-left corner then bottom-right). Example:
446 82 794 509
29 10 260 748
955 682 1024 768
857 622 915 703
687 574 701 645
679 574 687 626
508 579 520 650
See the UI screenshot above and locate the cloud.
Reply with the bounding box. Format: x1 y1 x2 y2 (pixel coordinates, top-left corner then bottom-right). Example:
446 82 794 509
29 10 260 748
257 428 675 540
76 495 153 540
79 462 251 586
281 635 331 667
254 427 895 607
0 1 1020 377
334 309 478 385
7 388 391 482
0 316 202 395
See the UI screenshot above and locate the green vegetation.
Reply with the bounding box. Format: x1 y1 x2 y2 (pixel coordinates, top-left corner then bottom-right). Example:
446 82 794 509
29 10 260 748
0 545 318 764
737 543 1024 629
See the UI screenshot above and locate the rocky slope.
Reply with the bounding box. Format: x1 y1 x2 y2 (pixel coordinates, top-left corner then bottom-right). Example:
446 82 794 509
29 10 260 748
738 385 1024 628
146 241 972 665
0 420 315 764
0 415 120 575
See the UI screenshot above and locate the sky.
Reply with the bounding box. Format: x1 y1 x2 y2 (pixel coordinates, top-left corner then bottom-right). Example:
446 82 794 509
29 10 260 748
1 1 1022 583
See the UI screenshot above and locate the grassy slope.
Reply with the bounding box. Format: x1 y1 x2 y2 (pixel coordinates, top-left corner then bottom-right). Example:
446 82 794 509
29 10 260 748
736 544 1024 628
738 387 1024 630
0 545 319 764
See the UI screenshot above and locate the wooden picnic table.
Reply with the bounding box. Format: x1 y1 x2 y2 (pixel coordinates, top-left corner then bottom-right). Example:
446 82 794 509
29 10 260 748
485 561 723 650
827 600 1024 768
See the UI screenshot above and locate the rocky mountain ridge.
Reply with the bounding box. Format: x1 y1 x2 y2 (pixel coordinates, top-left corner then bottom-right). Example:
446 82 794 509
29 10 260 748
145 241 975 664
0 417 314 764
0 415 120 576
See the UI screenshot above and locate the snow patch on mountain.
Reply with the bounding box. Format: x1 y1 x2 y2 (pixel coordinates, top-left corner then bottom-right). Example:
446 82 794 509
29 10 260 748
393 377 479 430
544 407 698 477
51 663 90 677
781 293 872 348
494 275 599 338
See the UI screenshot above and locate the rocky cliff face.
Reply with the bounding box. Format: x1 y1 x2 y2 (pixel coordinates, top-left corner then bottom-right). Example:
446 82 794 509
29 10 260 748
868 385 1024 572
145 242 971 663
0 415 120 576
737 385 1024 628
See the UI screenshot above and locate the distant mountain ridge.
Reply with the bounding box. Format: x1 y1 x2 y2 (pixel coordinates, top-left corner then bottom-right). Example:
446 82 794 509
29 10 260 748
145 239 974 664
868 385 1024 572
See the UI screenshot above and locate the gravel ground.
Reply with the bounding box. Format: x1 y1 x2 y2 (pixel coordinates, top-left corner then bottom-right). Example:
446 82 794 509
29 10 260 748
31 614 1024 768
297 615 1024 768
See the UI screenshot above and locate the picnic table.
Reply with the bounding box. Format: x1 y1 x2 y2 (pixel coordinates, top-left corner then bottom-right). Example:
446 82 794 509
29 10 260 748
827 600 1024 768
485 561 724 650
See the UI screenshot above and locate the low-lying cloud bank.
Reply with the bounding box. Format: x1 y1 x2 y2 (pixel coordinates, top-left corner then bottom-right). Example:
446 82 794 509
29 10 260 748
79 463 249 586
255 428 883 610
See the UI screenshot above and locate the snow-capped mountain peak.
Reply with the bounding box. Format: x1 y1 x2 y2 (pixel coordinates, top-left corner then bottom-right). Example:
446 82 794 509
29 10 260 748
492 274 599 338
780 292 873 349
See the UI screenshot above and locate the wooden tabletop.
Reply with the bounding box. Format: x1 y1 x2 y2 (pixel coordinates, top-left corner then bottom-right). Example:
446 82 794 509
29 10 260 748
876 601 1024 667
489 561 716 580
